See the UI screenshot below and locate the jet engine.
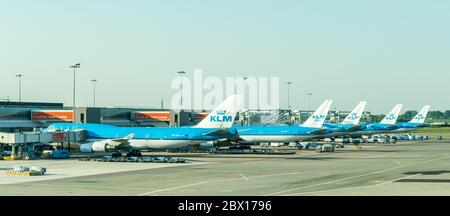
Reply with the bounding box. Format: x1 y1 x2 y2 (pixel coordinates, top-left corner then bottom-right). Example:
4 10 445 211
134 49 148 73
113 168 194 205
199 141 216 148
80 140 117 153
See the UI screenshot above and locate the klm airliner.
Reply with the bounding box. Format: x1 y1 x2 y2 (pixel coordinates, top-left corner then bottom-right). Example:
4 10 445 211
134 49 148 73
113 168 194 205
394 105 431 133
350 104 403 136
46 95 242 155
322 101 367 137
233 100 333 144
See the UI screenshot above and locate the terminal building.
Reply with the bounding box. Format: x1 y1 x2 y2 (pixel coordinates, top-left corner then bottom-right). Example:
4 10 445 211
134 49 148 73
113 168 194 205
0 101 212 158
0 101 211 133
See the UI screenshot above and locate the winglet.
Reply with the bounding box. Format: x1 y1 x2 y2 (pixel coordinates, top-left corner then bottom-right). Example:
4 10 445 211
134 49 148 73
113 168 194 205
380 104 403 124
410 105 431 124
341 101 367 125
111 133 135 143
125 133 135 140
302 100 332 128
194 95 242 128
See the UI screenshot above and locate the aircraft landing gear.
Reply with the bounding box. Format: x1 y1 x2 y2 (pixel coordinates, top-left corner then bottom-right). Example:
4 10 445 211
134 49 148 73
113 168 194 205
228 145 251 150
126 149 142 157
111 152 122 158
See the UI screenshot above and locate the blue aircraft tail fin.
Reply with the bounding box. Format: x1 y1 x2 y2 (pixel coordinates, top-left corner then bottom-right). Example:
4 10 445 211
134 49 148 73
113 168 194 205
410 105 431 124
380 104 403 124
341 101 367 125
301 100 332 128
194 95 242 128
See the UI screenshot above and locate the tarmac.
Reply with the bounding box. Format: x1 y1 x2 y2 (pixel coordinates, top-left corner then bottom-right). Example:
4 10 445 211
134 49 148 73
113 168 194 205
1 139 450 196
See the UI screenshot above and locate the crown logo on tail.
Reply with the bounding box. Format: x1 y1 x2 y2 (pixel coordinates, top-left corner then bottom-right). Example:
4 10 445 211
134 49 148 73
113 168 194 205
216 110 227 115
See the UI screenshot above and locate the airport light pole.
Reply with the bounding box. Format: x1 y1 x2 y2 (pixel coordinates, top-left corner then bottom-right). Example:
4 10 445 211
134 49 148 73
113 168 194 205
70 63 80 123
16 74 23 102
91 79 97 107
285 82 292 110
306 93 312 117
178 71 186 109
243 77 249 111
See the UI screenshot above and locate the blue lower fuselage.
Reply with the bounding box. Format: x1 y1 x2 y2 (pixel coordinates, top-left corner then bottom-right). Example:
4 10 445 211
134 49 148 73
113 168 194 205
46 123 237 149
320 123 361 137
349 123 400 136
392 122 430 132
232 125 329 143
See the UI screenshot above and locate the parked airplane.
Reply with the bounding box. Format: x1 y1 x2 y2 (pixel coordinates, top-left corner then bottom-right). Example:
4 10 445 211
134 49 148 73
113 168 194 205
232 100 333 144
46 95 242 156
394 105 431 133
350 104 403 136
321 101 367 137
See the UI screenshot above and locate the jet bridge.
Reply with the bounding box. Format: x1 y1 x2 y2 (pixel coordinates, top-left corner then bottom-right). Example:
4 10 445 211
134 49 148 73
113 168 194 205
0 130 86 159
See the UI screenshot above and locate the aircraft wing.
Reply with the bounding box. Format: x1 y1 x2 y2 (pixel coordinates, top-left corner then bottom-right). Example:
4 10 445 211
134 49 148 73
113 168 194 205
331 128 344 133
383 125 398 130
307 128 328 135
202 129 233 136
109 133 135 144
236 128 252 133
346 125 361 131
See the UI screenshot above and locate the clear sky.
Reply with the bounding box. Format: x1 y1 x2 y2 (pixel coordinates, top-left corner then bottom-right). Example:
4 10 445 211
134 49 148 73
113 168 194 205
1 0 449 113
